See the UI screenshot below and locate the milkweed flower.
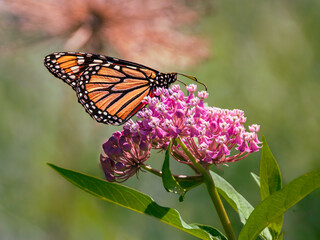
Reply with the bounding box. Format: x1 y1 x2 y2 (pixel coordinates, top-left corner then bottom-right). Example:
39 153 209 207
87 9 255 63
100 127 152 182
100 84 262 182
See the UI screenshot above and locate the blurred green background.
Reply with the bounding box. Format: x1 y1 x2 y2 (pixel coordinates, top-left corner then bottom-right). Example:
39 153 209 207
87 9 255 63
0 0 319 239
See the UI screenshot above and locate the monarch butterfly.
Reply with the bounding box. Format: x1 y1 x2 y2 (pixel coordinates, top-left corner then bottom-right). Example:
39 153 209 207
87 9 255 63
44 52 204 125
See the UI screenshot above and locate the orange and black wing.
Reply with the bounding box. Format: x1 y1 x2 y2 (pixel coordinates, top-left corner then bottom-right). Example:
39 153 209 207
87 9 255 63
44 52 176 125
76 63 160 125
44 52 120 90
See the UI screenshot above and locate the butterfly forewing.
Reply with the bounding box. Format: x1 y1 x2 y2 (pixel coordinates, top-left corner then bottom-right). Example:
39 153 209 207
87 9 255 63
44 52 177 125
44 52 114 90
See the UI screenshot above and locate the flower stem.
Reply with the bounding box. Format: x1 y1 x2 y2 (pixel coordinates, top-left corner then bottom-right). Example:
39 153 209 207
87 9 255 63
176 137 236 240
141 164 203 183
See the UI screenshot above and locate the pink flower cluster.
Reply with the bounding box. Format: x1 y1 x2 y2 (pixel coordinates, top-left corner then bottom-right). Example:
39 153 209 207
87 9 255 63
100 84 261 182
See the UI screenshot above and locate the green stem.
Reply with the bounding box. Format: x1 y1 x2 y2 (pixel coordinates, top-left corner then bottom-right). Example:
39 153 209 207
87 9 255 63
141 164 203 183
176 137 236 240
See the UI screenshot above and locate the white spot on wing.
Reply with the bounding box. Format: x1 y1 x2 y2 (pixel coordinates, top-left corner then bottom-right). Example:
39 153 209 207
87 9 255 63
78 59 85 65
93 59 103 63
71 66 80 73
127 65 137 69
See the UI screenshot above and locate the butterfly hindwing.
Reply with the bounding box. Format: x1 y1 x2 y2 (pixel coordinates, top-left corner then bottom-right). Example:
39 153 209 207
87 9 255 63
76 64 157 125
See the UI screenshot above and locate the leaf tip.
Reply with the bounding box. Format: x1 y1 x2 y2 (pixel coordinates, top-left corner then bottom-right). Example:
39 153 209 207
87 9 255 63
47 162 59 171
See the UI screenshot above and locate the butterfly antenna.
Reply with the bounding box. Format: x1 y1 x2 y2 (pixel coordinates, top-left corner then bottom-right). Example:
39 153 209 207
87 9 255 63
177 79 187 88
177 73 207 91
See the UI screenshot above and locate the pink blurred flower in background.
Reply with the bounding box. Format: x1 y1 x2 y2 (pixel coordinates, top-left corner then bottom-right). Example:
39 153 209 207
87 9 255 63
1 0 208 67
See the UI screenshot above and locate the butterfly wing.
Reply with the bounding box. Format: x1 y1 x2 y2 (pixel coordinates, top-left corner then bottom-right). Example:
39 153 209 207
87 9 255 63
44 52 175 125
76 64 159 125
44 52 116 90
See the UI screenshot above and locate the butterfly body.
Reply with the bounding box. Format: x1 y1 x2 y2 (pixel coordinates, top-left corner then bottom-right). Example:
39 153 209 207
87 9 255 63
44 52 177 125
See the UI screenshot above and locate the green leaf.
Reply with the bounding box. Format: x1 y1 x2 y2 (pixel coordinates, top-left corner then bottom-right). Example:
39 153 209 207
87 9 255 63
177 178 203 190
250 172 260 187
48 163 226 240
260 136 282 198
161 140 186 201
260 136 283 237
239 169 320 240
195 224 227 240
210 171 272 240
277 232 284 240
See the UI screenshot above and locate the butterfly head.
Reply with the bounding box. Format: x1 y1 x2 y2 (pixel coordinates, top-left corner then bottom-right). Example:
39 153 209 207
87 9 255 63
165 73 178 85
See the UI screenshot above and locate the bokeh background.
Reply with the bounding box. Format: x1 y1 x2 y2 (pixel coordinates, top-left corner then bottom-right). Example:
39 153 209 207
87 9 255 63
0 0 319 239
